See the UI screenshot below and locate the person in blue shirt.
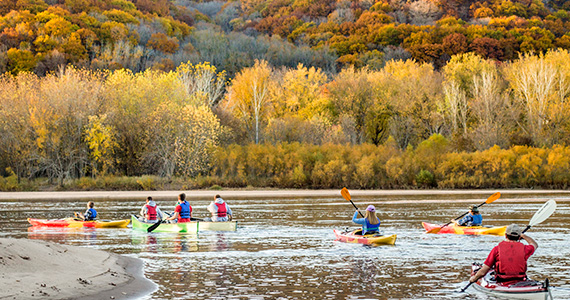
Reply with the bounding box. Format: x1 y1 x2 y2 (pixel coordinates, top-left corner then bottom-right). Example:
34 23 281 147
454 205 482 226
352 205 380 235
76 201 97 221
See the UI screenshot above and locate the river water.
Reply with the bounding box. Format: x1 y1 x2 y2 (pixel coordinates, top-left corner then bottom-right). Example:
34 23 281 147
1 191 569 299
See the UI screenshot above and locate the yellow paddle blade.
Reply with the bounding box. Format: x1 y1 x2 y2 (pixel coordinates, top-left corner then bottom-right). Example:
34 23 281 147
341 187 351 201
485 192 501 204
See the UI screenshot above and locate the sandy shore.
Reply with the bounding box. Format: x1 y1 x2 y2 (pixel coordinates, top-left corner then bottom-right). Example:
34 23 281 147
0 238 155 300
1 189 569 201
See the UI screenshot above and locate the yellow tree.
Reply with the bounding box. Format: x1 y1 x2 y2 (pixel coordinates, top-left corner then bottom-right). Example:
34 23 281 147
227 59 274 144
176 61 227 108
85 114 118 176
273 63 328 120
505 52 563 146
443 53 496 140
34 67 104 185
0 73 39 182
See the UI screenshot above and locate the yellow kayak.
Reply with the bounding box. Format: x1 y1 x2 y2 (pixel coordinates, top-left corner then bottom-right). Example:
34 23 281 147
422 222 506 235
334 229 397 246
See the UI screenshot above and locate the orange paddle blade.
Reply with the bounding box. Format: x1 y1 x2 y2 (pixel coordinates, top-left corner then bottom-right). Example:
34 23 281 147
341 187 351 201
485 192 501 204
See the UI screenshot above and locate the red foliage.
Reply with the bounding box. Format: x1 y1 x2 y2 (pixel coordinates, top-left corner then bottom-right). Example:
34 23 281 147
442 33 468 55
470 37 504 60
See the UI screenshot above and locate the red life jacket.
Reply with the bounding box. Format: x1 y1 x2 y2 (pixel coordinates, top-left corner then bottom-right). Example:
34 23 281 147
215 202 227 217
496 241 527 281
145 204 157 221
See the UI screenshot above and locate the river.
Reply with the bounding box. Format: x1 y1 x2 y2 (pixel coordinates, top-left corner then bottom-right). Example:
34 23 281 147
1 191 569 299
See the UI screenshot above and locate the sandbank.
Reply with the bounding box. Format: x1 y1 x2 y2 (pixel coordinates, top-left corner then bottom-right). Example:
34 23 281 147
0 189 569 201
0 238 155 300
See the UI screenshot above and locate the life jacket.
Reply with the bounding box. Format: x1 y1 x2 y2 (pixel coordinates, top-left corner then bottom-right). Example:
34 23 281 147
215 202 227 217
471 214 483 226
86 208 97 221
496 241 527 281
145 204 157 221
178 201 191 219
364 218 380 234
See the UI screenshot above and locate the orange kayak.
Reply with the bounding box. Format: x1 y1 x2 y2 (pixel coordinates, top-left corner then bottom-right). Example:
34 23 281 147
422 222 506 235
28 218 130 228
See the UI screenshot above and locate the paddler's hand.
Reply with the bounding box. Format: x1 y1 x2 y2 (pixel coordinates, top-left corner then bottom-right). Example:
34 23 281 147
469 276 477 283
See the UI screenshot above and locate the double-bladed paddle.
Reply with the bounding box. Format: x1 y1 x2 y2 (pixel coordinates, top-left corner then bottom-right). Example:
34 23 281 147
427 192 501 234
341 187 364 218
460 199 557 293
147 218 164 232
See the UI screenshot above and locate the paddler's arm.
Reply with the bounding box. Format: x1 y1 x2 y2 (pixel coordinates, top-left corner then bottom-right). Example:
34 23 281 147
521 234 538 250
469 264 490 283
352 211 365 224
166 211 179 221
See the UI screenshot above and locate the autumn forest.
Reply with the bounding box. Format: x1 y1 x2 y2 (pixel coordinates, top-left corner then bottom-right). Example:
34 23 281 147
2 0 570 190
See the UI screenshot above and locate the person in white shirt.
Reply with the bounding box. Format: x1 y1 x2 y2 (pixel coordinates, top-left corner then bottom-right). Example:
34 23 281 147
139 196 164 223
207 194 233 222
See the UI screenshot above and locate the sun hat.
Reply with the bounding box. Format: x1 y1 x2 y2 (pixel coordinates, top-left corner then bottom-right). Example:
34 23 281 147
506 224 522 236
470 205 479 213
366 205 376 212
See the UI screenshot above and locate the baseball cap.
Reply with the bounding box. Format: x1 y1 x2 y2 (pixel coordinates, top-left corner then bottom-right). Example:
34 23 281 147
506 224 522 236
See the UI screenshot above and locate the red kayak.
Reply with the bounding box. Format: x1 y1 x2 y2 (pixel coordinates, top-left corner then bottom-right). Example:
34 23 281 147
470 263 552 300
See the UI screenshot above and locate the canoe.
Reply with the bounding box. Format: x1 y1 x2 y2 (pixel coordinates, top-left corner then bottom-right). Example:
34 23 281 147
333 229 397 246
470 263 552 300
27 218 130 228
422 222 506 235
130 216 237 232
198 220 237 231
131 215 198 233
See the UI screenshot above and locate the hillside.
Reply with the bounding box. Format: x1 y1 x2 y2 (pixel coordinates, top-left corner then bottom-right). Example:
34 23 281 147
1 0 569 75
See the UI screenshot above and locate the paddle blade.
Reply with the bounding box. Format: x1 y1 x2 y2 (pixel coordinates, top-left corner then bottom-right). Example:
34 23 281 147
341 187 351 201
484 192 501 204
147 220 162 232
529 200 556 227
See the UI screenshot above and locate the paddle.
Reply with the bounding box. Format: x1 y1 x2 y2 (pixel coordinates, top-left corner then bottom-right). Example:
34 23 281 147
341 187 364 218
459 199 557 293
427 192 501 234
146 218 164 233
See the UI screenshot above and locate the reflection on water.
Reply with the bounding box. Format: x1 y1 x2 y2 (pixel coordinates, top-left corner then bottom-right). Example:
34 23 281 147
1 192 570 299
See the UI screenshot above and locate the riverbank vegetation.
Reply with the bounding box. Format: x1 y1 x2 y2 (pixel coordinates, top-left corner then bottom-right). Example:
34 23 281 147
3 1 570 191
2 50 570 191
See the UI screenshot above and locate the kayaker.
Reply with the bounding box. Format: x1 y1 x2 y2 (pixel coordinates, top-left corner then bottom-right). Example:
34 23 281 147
469 224 538 283
454 205 482 226
76 201 97 221
207 194 233 222
165 193 192 223
139 196 164 223
352 205 380 235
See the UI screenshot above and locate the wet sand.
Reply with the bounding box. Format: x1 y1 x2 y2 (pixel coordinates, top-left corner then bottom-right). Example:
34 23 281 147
0 189 569 201
0 238 155 300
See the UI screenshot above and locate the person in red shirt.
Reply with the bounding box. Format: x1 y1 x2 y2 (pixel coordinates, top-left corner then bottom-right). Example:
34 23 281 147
165 193 192 223
469 224 538 283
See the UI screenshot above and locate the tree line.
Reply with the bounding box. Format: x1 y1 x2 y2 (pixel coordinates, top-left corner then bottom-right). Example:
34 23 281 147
2 50 570 189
